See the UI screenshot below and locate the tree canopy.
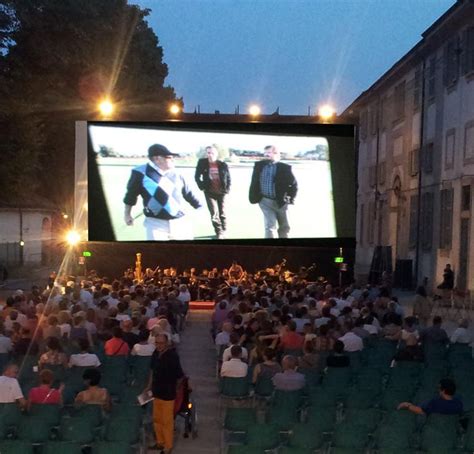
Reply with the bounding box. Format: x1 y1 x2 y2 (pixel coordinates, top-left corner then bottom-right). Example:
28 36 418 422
0 0 181 208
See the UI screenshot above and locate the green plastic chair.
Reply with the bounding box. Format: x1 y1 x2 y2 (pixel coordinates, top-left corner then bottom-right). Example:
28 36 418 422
129 355 151 387
104 417 141 444
0 441 34 454
0 403 22 427
224 408 257 432
345 388 380 409
42 441 84 454
374 423 414 450
254 375 275 398
59 416 94 443
246 423 280 449
220 377 251 399
305 405 336 433
288 423 324 450
91 441 134 454
70 404 104 427
28 403 62 426
17 416 52 443
421 424 457 452
332 421 369 451
344 408 381 432
307 387 338 408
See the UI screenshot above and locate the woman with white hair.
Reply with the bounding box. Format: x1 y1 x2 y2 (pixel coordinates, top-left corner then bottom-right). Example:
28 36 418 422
450 319 471 344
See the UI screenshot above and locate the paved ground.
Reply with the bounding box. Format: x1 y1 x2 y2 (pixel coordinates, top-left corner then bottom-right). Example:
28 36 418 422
172 310 220 454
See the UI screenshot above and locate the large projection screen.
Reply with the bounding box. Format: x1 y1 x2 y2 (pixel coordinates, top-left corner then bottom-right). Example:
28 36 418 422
75 121 355 244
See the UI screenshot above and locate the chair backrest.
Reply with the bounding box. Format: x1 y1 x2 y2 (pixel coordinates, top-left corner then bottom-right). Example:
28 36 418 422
220 377 250 398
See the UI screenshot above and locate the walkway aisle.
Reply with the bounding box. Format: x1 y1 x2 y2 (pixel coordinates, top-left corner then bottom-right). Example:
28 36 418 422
173 310 220 454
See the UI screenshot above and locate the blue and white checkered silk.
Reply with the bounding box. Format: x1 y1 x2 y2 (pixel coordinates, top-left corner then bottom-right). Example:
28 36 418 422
259 162 276 199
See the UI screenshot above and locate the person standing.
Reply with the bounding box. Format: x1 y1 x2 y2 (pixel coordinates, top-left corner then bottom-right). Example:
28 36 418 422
145 333 184 453
249 145 297 238
124 144 202 240
195 145 231 239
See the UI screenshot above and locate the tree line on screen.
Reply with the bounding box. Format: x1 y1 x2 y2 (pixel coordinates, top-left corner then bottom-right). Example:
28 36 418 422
97 143 329 161
0 0 180 210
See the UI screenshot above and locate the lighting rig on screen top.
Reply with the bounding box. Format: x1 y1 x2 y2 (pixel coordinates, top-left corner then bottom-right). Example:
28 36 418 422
172 103 340 123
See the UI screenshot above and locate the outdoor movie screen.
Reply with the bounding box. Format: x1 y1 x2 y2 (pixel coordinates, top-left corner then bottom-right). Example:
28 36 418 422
85 122 355 242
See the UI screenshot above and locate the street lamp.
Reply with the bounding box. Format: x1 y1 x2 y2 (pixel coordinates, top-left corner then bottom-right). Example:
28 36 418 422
98 98 114 117
249 104 261 117
318 104 336 121
65 230 81 247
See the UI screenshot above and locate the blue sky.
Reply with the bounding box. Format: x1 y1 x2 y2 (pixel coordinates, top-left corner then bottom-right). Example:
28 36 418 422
134 0 456 115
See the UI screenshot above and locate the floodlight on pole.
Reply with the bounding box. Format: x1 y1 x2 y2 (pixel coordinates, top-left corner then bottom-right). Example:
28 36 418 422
249 104 261 116
98 98 114 117
318 104 336 121
169 104 181 115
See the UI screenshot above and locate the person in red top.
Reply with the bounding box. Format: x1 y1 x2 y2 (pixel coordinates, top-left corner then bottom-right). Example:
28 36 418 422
279 320 304 351
104 327 130 356
27 369 63 410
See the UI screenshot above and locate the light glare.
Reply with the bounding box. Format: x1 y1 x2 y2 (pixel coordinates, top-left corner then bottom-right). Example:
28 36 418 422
169 104 181 115
318 104 336 120
249 104 261 116
98 99 114 117
66 230 81 246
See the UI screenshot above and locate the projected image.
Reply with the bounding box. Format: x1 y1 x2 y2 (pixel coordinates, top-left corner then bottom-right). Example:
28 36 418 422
88 125 336 241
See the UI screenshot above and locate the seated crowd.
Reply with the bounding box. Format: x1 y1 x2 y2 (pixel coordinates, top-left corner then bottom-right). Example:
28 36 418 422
214 276 473 451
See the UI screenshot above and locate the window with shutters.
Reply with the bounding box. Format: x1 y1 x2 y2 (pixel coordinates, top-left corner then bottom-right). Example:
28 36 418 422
393 81 405 122
445 129 455 170
427 57 436 100
461 185 471 212
413 67 421 110
423 142 434 174
410 149 419 177
444 37 460 87
409 194 419 249
461 26 474 75
463 121 474 163
439 188 454 249
359 110 368 140
421 192 434 250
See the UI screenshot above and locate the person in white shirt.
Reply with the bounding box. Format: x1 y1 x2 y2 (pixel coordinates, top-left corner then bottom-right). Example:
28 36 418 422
450 319 472 344
222 333 248 362
0 364 26 407
69 339 101 368
131 330 156 356
220 345 248 378
215 322 233 350
339 322 364 352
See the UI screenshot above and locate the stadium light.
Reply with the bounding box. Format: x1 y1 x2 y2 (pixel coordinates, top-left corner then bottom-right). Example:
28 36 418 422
169 104 181 115
249 104 261 116
65 230 81 247
318 104 336 121
98 98 114 117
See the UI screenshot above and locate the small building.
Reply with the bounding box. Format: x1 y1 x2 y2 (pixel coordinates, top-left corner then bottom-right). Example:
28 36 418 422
0 197 58 266
344 0 474 291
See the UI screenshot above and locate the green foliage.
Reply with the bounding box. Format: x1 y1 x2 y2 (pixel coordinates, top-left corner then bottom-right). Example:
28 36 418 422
0 0 180 206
